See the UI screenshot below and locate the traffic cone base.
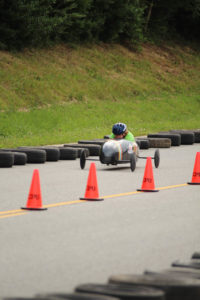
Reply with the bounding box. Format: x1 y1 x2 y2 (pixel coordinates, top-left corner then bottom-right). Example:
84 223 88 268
80 162 104 201
21 206 47 210
137 189 159 192
187 182 200 185
80 197 104 201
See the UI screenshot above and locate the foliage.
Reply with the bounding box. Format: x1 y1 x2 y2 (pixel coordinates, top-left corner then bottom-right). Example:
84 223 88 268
0 0 59 50
1 0 199 50
51 0 93 42
145 0 200 40
87 0 145 43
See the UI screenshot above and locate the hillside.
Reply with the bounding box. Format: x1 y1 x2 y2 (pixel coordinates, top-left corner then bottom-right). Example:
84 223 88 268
0 42 200 147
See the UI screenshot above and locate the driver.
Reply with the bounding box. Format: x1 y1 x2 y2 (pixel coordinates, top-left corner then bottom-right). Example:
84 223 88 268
109 122 135 142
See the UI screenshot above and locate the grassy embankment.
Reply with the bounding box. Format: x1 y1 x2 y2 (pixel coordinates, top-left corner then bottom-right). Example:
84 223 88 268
0 43 200 148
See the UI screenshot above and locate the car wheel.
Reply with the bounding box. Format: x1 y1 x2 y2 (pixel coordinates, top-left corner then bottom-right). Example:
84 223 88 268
80 150 86 169
154 149 160 168
130 153 136 172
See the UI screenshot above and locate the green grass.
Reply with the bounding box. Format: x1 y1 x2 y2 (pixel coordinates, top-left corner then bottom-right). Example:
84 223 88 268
0 42 200 147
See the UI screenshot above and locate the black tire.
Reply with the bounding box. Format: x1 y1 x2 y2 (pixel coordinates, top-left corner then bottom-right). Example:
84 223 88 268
79 144 101 156
193 130 200 143
64 143 101 156
148 138 171 148
136 139 149 149
0 152 14 167
13 152 27 165
154 149 160 168
169 130 195 145
136 140 141 148
36 293 119 300
192 252 200 259
75 283 165 300
78 139 108 146
0 150 27 165
172 260 200 269
14 149 46 163
75 148 89 158
130 153 136 172
64 143 91 150
80 150 86 169
152 267 200 280
59 147 78 160
18 146 60 162
37 147 60 161
144 269 200 280
64 145 89 158
147 133 181 146
109 273 200 300
5 298 37 300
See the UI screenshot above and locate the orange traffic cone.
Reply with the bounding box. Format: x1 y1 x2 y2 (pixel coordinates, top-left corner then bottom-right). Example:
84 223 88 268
188 152 200 185
80 163 104 201
137 157 159 192
22 169 47 210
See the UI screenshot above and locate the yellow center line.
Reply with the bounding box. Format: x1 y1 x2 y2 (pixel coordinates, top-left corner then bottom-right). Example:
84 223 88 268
0 183 189 219
103 191 140 199
0 209 24 215
158 183 187 190
103 183 188 198
43 199 86 208
0 211 28 219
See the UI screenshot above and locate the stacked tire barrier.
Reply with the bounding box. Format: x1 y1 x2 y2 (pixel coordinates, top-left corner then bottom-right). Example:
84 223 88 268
9 251 200 300
0 143 101 167
75 283 165 300
0 129 199 167
103 131 200 148
64 143 101 156
36 293 122 300
147 133 181 146
0 152 14 168
147 129 200 147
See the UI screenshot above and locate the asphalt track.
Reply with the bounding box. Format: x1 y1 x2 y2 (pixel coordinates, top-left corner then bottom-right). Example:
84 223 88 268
0 143 200 297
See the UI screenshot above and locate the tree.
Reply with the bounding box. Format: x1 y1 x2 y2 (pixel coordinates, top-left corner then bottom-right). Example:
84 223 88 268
143 0 200 40
88 0 145 43
52 0 93 42
0 0 58 49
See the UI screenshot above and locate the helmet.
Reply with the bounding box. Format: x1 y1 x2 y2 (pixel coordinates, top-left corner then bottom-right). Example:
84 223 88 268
112 123 127 135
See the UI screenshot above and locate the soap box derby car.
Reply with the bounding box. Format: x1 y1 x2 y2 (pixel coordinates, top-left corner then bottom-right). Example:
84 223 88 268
80 139 160 172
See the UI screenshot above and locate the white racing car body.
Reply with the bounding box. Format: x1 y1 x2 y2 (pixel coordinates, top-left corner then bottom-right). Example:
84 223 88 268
100 139 138 166
80 139 160 172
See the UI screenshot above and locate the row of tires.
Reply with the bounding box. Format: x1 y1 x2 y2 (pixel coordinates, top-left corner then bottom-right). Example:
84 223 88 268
103 129 200 149
1 129 199 167
7 252 200 300
0 145 100 168
147 129 200 147
0 138 153 168
80 129 200 150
